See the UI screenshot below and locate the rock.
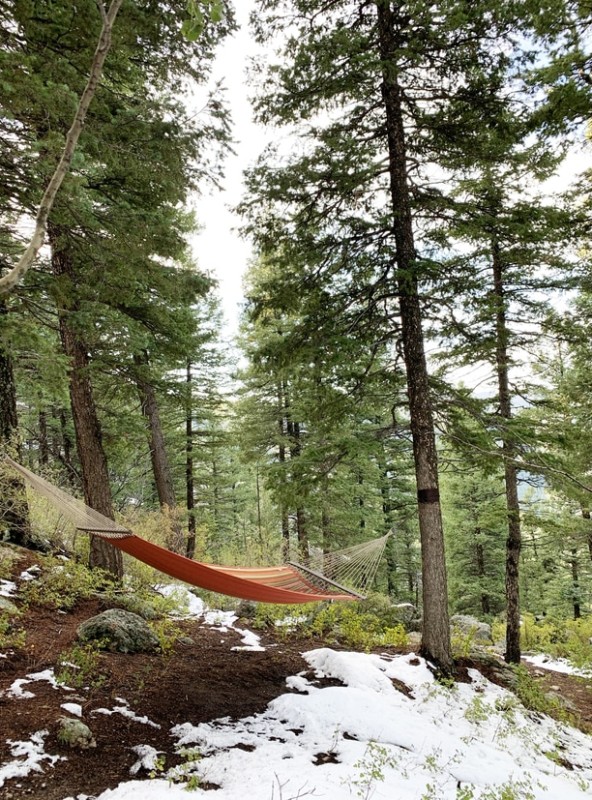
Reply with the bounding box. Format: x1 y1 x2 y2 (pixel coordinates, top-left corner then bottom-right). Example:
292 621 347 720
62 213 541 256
391 603 418 626
178 636 195 646
77 609 159 654
102 594 160 620
450 614 492 643
406 631 422 647
57 717 96 749
237 600 258 620
0 596 19 615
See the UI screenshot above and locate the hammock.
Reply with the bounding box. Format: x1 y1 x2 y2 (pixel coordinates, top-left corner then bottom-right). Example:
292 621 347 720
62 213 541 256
5 458 391 604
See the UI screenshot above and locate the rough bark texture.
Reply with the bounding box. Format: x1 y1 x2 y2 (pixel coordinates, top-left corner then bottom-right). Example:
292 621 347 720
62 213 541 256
571 548 581 619
492 240 521 664
134 352 184 553
50 223 122 578
278 384 290 560
376 0 451 672
0 301 31 545
186 362 196 559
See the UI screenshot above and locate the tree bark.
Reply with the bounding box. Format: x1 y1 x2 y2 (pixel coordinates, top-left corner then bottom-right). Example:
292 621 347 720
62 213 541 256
491 240 522 664
49 223 122 578
571 547 581 620
134 351 184 553
376 0 451 672
0 300 31 545
186 361 196 559
278 382 290 560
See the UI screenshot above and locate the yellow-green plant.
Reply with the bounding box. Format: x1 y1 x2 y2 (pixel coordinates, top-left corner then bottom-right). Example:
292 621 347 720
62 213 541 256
0 612 25 650
21 556 114 611
55 641 107 690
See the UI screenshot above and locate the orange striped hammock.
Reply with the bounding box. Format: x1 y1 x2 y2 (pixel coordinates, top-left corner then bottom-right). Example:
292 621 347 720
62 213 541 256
6 458 390 605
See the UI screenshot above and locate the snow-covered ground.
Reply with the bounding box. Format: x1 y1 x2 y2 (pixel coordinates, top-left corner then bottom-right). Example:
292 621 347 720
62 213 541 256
523 653 592 679
2 580 592 799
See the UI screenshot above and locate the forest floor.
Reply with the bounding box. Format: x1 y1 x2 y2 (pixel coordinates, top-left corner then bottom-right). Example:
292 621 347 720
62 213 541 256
1 548 592 800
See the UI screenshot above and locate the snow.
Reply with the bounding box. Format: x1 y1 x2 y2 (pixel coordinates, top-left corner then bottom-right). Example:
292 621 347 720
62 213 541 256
155 584 205 617
7 668 67 698
92 699 161 729
523 653 592 678
61 703 83 717
0 579 17 597
3 590 592 799
81 646 592 800
19 565 41 582
0 730 64 788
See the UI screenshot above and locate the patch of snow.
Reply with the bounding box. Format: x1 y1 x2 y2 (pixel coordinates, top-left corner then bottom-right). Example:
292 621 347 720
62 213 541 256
0 730 64 788
155 584 205 618
129 745 163 776
7 679 35 699
89 648 592 800
92 703 160 729
231 626 265 652
0 579 17 597
523 653 592 678
60 703 83 717
19 565 41 582
203 609 236 630
8 668 65 698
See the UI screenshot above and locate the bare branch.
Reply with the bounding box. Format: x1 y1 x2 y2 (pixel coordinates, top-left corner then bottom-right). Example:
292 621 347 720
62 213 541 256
0 0 124 295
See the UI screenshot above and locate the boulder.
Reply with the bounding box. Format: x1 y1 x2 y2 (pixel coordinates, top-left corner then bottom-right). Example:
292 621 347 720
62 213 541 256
237 599 258 620
450 614 492 643
0 596 19 615
391 602 419 627
57 717 96 749
77 608 159 654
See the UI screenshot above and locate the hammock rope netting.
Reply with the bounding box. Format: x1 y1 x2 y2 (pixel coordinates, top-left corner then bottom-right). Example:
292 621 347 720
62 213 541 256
5 457 392 604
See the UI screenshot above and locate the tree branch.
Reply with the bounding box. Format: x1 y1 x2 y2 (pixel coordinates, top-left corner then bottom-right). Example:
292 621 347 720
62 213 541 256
0 0 124 295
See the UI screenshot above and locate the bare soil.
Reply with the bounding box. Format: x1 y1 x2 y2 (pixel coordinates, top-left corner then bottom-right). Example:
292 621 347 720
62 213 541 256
1 549 591 800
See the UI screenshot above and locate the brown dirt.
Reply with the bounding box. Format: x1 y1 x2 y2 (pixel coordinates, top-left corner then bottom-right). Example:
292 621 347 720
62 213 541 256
2 549 591 800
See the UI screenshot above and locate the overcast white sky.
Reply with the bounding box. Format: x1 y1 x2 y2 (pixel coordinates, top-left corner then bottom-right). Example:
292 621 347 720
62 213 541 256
189 0 261 339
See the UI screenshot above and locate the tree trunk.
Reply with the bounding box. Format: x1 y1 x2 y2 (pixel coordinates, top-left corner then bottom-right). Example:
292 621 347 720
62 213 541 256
571 547 581 620
49 223 122 578
134 351 183 553
278 383 290 560
186 361 196 559
582 507 592 563
38 411 50 465
376 0 451 672
491 240 522 664
0 300 31 546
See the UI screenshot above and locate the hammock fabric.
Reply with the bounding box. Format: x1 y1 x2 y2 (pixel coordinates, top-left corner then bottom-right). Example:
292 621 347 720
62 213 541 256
5 458 385 604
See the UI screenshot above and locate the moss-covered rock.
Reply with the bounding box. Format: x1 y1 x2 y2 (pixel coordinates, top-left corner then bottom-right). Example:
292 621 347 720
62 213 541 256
77 608 159 653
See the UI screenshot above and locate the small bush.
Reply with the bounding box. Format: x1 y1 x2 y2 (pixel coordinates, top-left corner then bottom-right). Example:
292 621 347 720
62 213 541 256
21 556 113 611
251 599 407 652
55 641 107 690
0 612 25 650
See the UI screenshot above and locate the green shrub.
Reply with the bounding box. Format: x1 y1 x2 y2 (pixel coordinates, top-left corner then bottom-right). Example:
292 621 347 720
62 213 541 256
0 612 25 650
251 599 407 652
55 641 107 690
21 556 113 611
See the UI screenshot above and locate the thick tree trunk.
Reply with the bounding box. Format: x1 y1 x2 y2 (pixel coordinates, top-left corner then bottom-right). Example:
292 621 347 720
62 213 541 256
0 300 31 545
376 0 451 672
186 362 196 559
492 240 522 664
278 383 290 560
50 224 122 578
571 548 581 620
134 351 183 553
